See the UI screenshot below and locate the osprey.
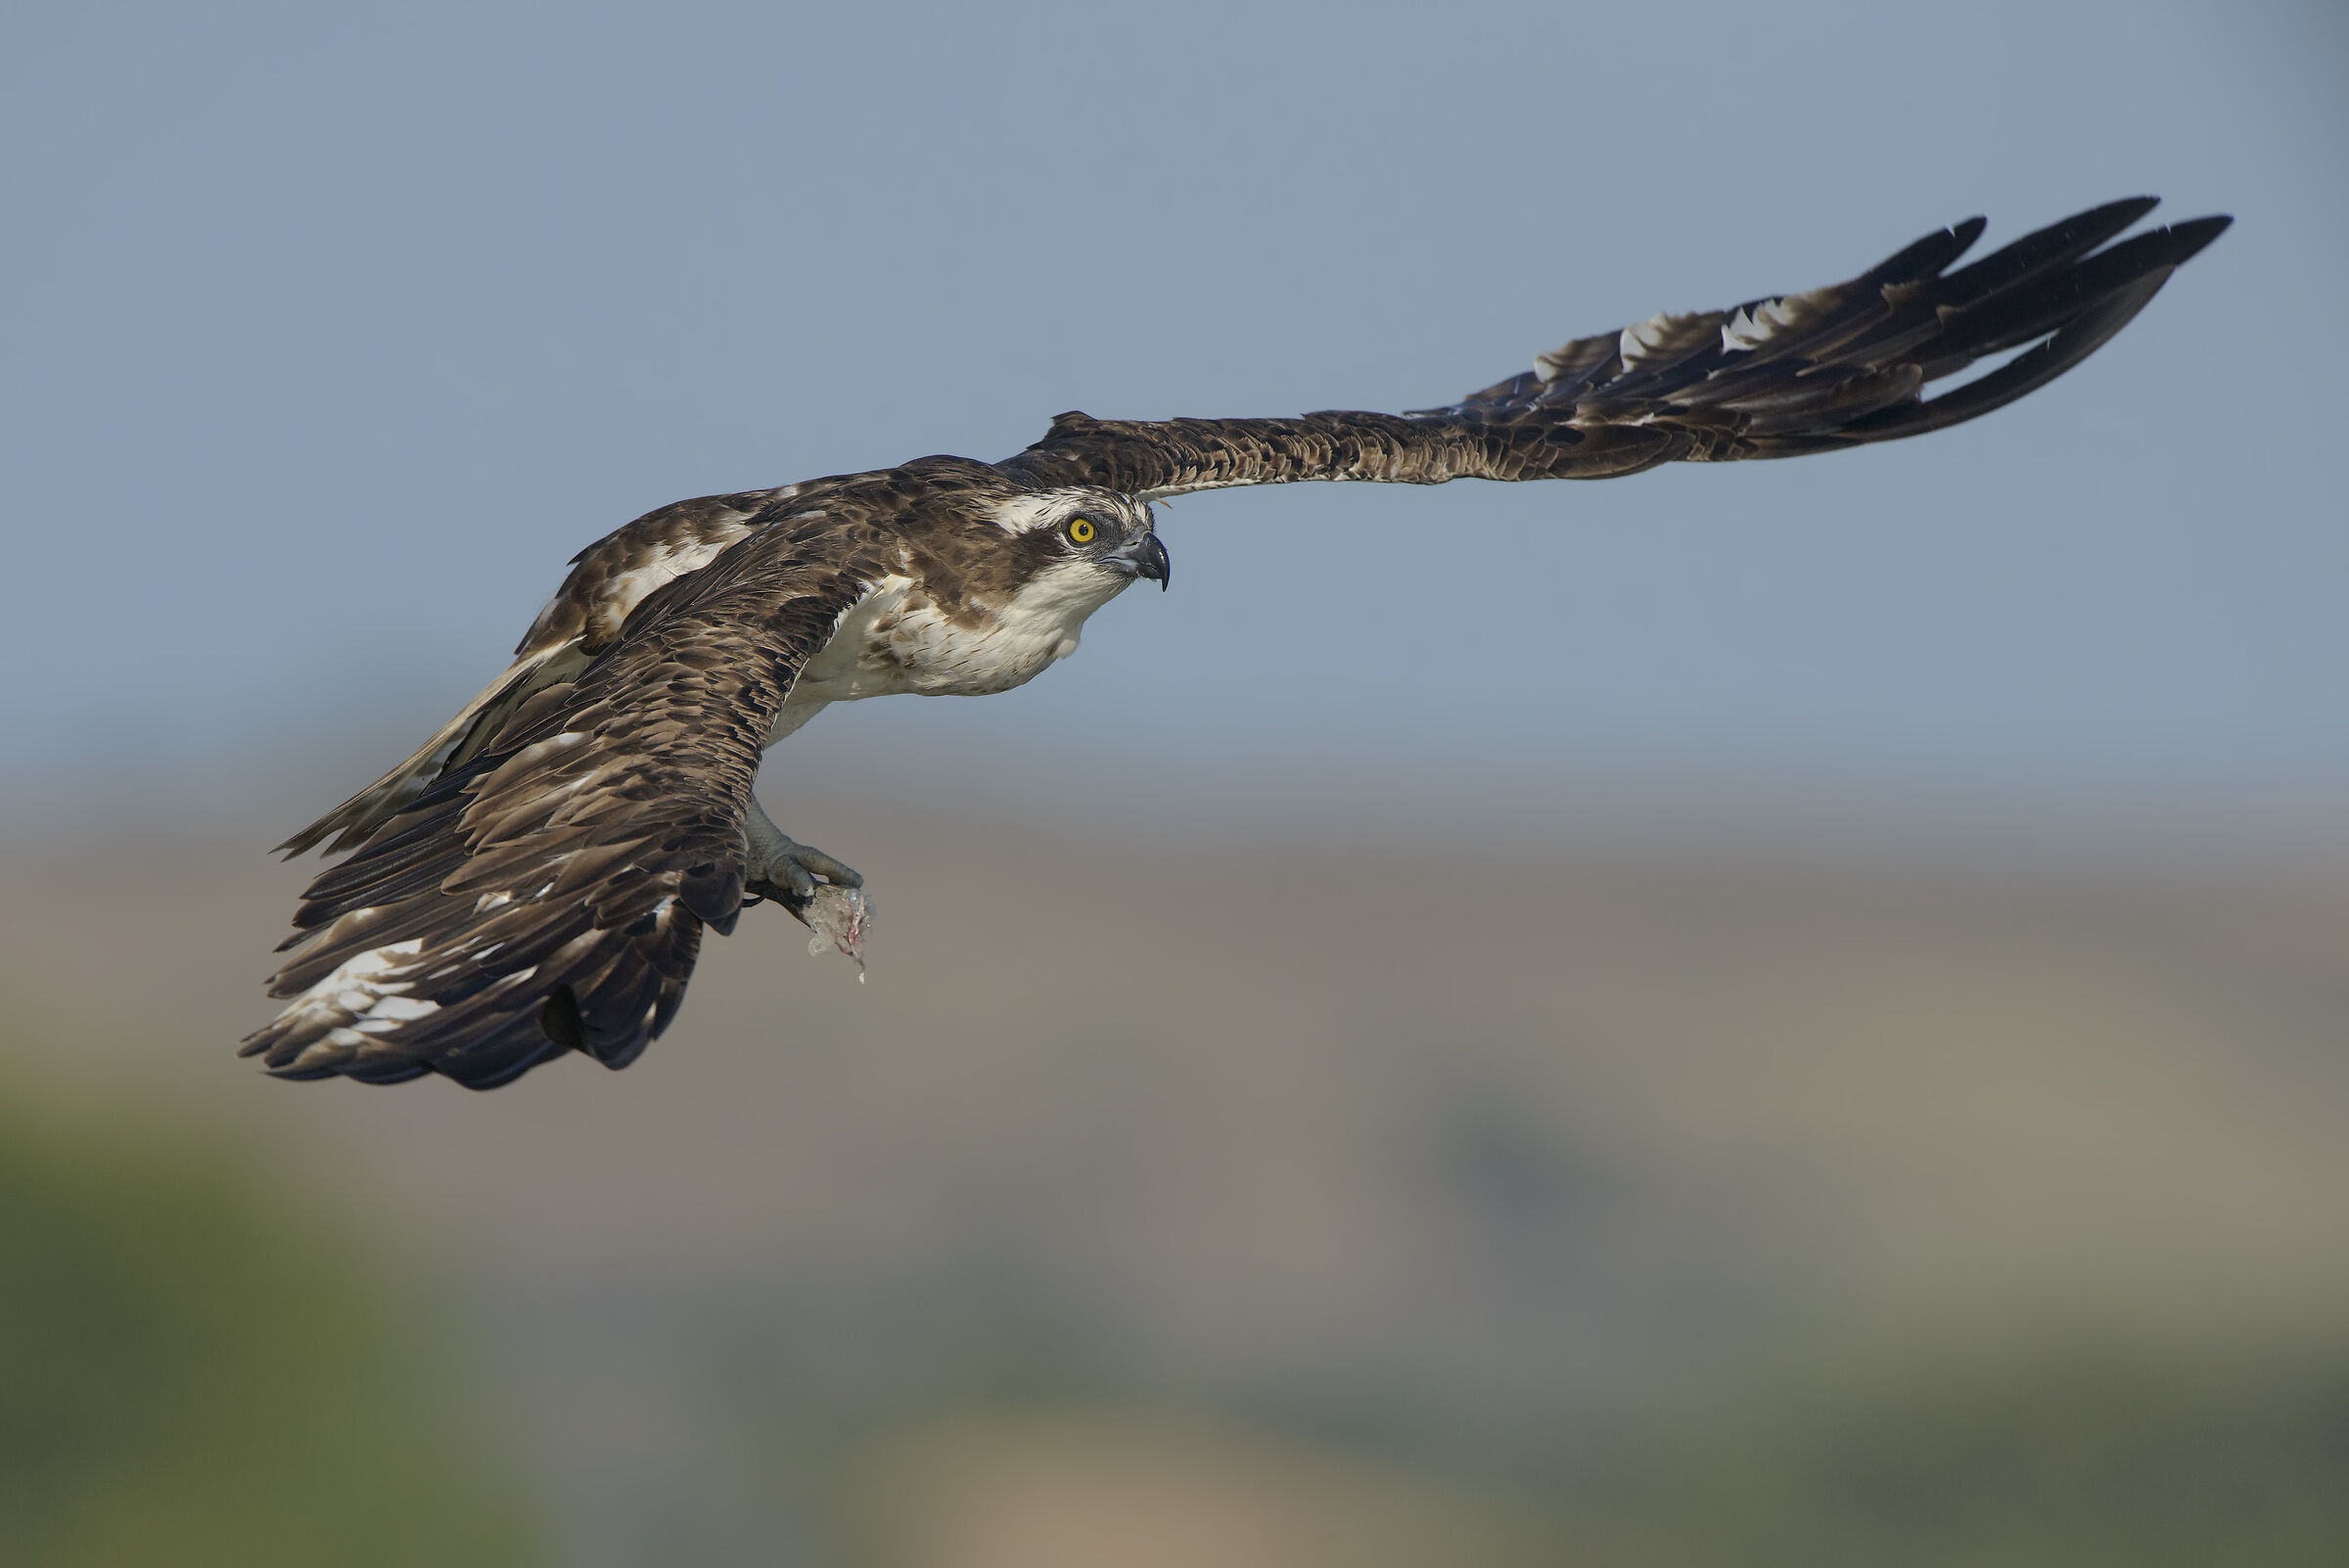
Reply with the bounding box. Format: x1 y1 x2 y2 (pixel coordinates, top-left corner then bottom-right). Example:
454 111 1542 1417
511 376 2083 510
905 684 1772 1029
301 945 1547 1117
246 198 2228 1089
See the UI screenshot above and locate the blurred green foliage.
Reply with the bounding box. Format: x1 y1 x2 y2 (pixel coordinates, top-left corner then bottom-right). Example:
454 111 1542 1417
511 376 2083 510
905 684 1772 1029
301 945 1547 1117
1561 1340 2349 1568
0 1072 540 1568
701 1309 2349 1567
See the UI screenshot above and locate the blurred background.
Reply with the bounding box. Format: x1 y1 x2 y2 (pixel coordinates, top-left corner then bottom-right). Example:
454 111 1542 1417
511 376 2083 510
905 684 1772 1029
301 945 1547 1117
4 1 2346 1563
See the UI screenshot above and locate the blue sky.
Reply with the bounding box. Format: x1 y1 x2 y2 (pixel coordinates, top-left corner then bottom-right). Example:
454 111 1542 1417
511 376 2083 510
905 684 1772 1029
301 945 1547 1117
3 0 2342 835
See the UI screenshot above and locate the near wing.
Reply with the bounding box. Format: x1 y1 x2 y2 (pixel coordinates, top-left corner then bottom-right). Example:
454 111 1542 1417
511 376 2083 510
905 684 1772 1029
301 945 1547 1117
242 519 876 1089
1000 198 2228 500
276 486 788 858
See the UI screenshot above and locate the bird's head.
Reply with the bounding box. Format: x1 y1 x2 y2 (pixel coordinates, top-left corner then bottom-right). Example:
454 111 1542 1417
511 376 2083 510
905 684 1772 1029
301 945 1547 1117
986 487 1170 599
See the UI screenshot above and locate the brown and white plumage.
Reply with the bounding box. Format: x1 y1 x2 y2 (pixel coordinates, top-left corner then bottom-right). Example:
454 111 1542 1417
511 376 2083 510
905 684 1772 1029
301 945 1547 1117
252 505 880 1085
277 486 791 856
248 198 2228 1088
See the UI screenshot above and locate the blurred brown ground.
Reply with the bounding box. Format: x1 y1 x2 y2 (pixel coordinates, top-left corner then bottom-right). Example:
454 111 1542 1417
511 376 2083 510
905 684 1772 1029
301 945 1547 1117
4 800 2346 1565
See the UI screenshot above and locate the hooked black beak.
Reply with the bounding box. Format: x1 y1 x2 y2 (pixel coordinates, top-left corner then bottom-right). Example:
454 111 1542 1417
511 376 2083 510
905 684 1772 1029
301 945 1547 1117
1133 530 1171 590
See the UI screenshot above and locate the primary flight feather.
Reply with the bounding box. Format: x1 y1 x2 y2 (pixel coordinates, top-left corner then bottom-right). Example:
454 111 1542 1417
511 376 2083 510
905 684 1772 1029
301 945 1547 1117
246 197 2229 1089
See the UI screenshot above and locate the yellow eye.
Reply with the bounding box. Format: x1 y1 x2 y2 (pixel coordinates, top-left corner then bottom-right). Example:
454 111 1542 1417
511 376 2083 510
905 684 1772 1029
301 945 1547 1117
1066 517 1095 544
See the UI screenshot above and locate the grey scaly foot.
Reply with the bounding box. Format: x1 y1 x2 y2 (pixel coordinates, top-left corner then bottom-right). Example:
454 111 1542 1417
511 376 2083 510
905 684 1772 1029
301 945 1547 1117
745 837 863 908
742 797 862 918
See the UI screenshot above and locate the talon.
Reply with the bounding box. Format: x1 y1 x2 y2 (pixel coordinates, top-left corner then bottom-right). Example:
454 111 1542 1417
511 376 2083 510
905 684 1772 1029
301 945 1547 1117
779 857 818 900
745 823 860 907
768 838 856 895
786 844 863 890
742 800 862 919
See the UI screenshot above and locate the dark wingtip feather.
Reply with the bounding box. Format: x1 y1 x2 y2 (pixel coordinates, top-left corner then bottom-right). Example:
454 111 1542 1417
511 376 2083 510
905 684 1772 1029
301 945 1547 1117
1932 212 2232 363
1869 215 1990 287
2160 213 2234 265
2085 195 2164 231
1838 270 2170 443
1938 196 2167 310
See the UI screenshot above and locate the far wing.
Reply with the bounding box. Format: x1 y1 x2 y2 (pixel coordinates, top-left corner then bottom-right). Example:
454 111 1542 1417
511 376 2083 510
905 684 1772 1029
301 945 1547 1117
243 514 881 1089
1000 198 2228 500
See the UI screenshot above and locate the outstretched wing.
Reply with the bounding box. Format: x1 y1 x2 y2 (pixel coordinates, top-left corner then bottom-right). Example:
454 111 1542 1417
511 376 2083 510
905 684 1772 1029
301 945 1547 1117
1000 198 2229 500
275 485 796 858
243 514 880 1089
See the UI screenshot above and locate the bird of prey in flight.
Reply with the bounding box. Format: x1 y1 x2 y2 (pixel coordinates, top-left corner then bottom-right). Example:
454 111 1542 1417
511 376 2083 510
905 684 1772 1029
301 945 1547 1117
244 197 2228 1089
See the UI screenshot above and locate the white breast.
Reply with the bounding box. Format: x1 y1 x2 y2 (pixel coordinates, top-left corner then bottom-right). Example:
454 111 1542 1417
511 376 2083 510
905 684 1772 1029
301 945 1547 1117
771 561 1129 745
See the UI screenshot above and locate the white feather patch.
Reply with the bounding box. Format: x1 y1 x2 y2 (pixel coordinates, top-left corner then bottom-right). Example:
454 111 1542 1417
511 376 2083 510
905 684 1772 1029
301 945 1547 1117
1723 296 1798 352
1619 312 1675 366
282 938 435 1032
984 494 1066 533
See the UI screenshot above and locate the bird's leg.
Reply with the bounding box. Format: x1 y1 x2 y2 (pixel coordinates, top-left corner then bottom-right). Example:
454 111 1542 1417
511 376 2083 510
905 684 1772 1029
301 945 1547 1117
742 794 863 920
